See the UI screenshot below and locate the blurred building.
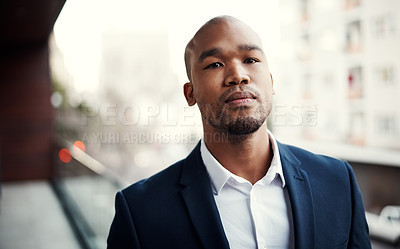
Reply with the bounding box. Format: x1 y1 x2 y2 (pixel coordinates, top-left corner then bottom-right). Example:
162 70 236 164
85 30 195 182
0 0 66 181
100 31 175 105
274 0 400 150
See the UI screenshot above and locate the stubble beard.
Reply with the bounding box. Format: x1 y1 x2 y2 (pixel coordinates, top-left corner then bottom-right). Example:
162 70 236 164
199 96 271 144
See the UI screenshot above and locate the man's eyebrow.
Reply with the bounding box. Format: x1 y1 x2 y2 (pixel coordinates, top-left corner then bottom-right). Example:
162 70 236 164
198 48 222 63
238 44 264 54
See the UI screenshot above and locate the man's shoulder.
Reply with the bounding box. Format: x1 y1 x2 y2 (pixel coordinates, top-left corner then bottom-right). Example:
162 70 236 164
278 141 350 174
119 142 203 204
280 142 344 164
121 158 186 200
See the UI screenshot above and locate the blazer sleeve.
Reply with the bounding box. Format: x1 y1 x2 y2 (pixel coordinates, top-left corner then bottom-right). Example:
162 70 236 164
107 191 141 249
345 161 372 249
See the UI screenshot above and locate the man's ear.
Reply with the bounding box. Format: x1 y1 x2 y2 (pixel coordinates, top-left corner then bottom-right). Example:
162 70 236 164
184 82 196 106
270 73 275 95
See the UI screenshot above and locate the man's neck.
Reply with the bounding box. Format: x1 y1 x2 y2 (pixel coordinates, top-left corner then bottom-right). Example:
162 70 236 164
203 125 272 185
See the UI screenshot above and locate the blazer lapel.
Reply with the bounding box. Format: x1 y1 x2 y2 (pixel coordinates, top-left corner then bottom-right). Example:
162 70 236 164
180 143 230 249
278 142 316 249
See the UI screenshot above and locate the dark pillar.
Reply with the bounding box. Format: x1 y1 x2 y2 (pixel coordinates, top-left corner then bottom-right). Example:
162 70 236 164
0 44 53 181
0 0 66 181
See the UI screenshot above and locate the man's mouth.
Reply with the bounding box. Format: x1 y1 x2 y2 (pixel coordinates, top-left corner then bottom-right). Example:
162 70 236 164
225 91 256 105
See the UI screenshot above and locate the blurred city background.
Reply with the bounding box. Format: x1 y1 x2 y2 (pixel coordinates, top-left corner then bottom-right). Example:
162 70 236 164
0 0 399 248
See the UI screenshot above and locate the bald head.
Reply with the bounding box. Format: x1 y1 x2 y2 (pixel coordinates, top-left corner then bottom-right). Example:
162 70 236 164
184 16 262 81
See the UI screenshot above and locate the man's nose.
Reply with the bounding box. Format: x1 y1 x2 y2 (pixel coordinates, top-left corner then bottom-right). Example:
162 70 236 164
224 62 250 86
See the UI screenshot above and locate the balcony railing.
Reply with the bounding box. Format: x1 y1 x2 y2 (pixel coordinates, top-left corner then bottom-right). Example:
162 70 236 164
53 136 129 249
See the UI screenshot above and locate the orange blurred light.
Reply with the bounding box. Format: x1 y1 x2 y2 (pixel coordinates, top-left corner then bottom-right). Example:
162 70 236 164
73 140 85 152
59 148 72 163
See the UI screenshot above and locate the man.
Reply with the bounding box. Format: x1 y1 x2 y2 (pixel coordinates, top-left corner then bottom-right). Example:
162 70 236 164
107 16 371 249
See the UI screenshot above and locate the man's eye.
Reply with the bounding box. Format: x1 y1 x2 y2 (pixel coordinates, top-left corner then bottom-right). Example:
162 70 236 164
244 58 258 64
204 62 223 69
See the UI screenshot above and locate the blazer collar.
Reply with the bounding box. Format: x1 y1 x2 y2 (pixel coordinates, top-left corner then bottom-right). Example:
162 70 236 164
178 141 316 249
179 142 230 249
278 141 316 249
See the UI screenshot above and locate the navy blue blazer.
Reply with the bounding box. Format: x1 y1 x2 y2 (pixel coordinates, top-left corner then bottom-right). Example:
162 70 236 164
107 142 371 249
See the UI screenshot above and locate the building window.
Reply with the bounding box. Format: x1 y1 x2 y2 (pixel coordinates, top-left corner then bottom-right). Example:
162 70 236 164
349 112 365 145
371 14 397 39
346 20 362 53
348 66 363 99
375 66 395 86
323 72 335 89
296 34 311 61
375 115 397 136
299 0 309 23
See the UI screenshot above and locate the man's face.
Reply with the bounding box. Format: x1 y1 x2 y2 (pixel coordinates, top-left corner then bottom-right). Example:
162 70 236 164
184 20 274 136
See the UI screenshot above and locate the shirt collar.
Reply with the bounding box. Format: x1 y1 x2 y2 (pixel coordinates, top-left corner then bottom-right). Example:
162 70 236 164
200 130 286 195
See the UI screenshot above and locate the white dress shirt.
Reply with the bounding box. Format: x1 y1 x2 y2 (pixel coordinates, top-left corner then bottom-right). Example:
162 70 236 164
200 130 294 249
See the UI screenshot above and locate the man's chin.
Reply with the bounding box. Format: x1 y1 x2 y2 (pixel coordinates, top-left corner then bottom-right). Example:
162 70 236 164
227 124 261 136
224 116 265 135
